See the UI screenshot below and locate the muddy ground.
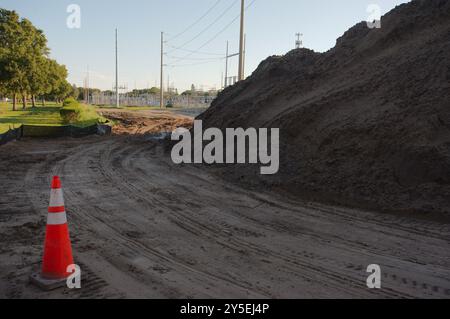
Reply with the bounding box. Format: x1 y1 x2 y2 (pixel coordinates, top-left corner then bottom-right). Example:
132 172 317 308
0 110 449 299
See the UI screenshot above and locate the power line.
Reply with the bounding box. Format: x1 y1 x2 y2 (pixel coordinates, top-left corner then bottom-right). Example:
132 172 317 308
167 0 239 54
165 44 223 56
167 60 224 68
166 0 223 42
165 54 223 61
169 0 257 65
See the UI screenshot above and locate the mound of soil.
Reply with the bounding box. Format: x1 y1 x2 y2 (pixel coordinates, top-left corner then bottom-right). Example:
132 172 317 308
199 0 450 214
100 109 193 135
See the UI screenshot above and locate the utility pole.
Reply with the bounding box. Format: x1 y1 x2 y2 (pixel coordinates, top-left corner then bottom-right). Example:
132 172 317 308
224 41 239 88
225 41 229 87
243 34 246 78
115 28 119 108
167 74 171 101
83 78 86 104
160 31 164 109
87 65 90 105
238 0 245 81
295 33 303 49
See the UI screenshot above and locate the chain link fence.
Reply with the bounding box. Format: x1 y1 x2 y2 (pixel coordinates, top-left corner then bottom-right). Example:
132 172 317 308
91 93 216 108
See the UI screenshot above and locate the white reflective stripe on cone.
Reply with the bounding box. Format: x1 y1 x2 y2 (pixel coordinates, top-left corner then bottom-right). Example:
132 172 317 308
49 189 64 207
47 212 67 225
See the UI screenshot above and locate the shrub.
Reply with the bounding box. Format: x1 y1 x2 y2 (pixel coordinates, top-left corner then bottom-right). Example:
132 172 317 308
60 98 103 125
63 97 78 107
60 98 81 124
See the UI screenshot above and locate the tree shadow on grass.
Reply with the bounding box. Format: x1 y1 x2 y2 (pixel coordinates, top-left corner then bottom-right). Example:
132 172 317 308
26 106 61 114
0 117 23 124
0 106 63 125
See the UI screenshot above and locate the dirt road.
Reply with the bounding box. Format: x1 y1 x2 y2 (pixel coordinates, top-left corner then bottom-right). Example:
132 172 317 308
0 111 449 299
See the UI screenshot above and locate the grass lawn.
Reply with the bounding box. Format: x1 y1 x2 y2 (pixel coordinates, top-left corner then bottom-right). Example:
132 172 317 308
0 102 107 134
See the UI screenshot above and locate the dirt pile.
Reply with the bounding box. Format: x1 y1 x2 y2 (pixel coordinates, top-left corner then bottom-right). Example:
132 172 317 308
100 109 193 135
199 0 450 214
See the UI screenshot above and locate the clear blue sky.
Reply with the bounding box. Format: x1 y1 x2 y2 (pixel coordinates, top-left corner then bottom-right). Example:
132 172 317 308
1 0 410 92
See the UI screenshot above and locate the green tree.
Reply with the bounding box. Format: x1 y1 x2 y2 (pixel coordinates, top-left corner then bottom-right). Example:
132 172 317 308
149 87 160 95
28 56 51 107
0 9 68 110
20 17 49 108
70 84 80 100
54 80 72 104
0 9 26 110
43 61 71 104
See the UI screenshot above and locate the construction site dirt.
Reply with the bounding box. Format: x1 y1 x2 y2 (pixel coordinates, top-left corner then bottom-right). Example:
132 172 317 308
0 109 449 299
199 0 450 216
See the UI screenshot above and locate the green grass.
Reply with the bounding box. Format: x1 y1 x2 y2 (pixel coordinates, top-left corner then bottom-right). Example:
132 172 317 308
0 123 17 133
0 102 107 134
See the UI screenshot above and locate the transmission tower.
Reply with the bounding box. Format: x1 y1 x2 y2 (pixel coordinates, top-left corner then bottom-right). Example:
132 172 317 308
295 33 303 49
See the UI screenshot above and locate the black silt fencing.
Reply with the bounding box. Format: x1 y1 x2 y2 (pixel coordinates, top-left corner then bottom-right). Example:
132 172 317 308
0 126 23 146
0 124 112 146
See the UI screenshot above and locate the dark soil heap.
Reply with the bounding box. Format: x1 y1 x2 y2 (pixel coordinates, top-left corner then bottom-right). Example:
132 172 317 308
199 0 450 214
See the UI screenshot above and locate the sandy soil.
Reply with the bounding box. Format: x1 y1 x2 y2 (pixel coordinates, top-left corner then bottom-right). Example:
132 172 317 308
0 110 449 299
199 0 450 215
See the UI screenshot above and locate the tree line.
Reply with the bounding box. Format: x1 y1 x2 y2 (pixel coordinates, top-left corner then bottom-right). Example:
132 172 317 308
0 9 73 110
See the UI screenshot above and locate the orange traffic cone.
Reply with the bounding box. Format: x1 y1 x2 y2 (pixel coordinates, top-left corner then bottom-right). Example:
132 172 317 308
30 176 75 291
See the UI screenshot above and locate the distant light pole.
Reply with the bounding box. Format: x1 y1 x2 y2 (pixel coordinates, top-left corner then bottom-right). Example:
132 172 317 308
224 41 239 88
160 31 164 109
225 41 229 87
238 0 245 81
115 28 119 108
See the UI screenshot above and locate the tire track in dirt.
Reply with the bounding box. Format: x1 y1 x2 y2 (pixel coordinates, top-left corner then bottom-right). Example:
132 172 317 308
99 141 366 297
4 136 450 298
53 139 266 298
109 141 445 297
101 141 414 298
